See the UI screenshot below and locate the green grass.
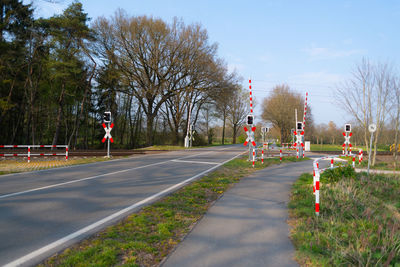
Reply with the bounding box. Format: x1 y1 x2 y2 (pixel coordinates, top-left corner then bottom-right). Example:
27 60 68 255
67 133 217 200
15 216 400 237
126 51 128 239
310 144 389 152
289 166 400 266
40 156 309 267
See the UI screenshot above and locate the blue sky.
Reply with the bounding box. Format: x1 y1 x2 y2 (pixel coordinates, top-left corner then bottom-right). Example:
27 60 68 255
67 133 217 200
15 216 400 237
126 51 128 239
26 0 400 126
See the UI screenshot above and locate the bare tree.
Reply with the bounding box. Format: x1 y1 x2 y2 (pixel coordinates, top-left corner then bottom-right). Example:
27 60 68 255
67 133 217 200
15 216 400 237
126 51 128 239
227 87 249 144
93 12 221 146
336 58 392 165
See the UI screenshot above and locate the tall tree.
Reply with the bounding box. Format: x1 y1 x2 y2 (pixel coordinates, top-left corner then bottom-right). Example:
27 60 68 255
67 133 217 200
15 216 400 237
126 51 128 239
93 12 221 146
45 2 93 147
261 84 310 143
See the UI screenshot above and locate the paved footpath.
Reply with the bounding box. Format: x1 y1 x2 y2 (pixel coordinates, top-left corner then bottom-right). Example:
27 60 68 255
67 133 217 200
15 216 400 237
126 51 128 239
163 160 312 267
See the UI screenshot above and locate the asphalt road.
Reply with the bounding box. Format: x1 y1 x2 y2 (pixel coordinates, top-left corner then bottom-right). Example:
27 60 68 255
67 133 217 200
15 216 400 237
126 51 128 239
0 145 246 266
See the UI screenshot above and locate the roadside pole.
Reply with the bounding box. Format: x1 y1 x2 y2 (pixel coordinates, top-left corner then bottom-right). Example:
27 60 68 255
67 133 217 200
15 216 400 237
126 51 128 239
367 124 377 176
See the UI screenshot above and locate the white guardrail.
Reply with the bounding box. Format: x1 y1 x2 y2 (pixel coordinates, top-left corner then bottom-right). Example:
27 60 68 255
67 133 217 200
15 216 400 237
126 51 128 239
0 145 68 162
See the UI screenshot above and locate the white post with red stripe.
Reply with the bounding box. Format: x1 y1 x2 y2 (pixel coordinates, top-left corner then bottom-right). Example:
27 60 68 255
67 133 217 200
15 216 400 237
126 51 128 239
252 148 255 168
330 158 334 168
280 149 282 163
352 156 355 168
261 148 264 164
315 169 320 216
28 146 31 163
301 92 308 159
358 149 363 164
249 79 253 114
66 146 68 161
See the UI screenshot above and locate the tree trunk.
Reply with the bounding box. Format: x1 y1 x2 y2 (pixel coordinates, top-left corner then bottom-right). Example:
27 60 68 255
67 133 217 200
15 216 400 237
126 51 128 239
146 113 154 146
232 124 237 144
222 110 226 145
52 83 65 146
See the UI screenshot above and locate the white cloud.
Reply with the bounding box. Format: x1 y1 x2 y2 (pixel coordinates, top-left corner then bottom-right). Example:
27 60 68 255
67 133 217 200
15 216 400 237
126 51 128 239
303 44 366 60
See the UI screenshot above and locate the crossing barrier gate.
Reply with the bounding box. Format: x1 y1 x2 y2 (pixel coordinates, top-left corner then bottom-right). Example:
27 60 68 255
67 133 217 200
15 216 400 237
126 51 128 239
0 145 68 162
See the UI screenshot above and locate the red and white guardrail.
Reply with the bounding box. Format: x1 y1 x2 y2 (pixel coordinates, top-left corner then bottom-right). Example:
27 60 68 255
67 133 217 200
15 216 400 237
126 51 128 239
0 145 68 162
313 153 356 216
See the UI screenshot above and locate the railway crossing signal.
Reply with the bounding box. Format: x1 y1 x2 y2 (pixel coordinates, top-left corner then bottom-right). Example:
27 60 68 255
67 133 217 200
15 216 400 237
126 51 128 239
247 114 254 125
102 123 114 143
103 111 111 123
342 124 352 156
102 111 113 158
243 126 256 147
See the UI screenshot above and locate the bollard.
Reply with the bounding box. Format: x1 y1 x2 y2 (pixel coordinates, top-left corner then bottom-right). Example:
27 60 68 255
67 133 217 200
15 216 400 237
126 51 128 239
352 156 355 168
315 170 320 216
252 148 255 168
66 146 69 161
28 146 31 163
280 149 282 163
313 169 316 193
330 158 334 168
358 149 363 164
261 148 264 164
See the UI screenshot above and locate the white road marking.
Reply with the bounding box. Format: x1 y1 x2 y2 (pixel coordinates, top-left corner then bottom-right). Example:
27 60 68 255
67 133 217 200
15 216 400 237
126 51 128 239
172 159 219 165
0 148 239 200
3 151 245 267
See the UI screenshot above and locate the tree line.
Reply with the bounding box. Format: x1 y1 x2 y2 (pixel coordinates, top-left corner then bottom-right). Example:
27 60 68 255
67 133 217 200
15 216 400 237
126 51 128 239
0 1 249 148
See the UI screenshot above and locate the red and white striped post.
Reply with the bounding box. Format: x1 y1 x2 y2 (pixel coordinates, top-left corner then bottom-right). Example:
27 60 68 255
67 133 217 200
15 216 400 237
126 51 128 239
358 149 363 164
313 169 316 193
302 92 308 159
249 79 253 114
280 149 282 163
302 92 308 130
28 146 31 163
315 170 320 216
252 148 255 168
330 158 334 168
66 146 69 161
261 148 264 164
352 156 355 169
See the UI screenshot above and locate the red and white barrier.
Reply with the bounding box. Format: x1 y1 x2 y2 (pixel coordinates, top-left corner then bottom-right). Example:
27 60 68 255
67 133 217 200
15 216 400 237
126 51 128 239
0 145 68 162
358 149 363 164
261 148 264 164
252 148 255 168
352 156 355 168
249 79 253 114
280 149 282 163
302 92 308 130
313 154 353 216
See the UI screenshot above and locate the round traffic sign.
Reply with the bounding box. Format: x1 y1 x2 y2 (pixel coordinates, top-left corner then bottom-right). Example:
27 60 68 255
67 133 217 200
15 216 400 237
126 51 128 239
368 124 377 133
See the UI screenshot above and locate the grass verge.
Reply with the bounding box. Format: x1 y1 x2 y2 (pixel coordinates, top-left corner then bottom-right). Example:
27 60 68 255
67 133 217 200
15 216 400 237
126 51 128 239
0 157 123 176
40 156 308 267
289 166 400 266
